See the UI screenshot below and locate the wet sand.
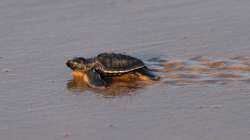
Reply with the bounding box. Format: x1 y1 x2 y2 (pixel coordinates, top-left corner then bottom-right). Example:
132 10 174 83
1 0 250 140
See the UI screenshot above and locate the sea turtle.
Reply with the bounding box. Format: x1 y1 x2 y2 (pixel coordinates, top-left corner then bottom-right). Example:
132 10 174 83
66 53 160 88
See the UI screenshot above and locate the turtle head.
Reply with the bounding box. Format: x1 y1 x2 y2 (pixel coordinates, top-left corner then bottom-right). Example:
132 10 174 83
66 57 92 71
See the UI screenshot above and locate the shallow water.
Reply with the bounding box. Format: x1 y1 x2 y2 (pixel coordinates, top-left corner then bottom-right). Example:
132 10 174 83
1 0 250 140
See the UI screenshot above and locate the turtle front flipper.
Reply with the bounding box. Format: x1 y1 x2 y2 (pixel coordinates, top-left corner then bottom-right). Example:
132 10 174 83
136 67 160 81
85 69 108 88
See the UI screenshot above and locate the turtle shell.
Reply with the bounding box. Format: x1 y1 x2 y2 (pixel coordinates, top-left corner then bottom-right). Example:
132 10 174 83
95 53 145 74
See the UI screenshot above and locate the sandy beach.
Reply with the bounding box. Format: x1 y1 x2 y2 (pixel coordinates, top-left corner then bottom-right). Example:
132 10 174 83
1 0 250 140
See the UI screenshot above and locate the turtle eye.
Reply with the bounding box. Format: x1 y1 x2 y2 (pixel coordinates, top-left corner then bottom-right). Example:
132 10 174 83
77 63 83 69
71 62 80 69
76 63 83 69
74 63 85 70
73 62 78 66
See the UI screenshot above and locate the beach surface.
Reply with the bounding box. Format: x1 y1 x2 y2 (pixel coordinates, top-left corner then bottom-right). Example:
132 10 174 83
1 0 250 140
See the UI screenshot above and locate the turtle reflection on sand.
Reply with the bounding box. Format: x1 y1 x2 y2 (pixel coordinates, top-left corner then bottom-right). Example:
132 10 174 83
66 79 146 96
66 53 160 89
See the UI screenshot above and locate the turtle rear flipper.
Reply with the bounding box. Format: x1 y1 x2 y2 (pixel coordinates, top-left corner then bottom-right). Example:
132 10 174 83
136 67 160 81
85 69 107 88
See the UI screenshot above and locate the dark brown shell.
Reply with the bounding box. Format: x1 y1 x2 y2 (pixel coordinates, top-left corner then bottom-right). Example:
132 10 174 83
95 53 145 74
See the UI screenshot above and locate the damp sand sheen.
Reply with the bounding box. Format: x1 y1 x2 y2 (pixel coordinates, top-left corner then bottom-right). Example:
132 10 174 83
1 0 250 140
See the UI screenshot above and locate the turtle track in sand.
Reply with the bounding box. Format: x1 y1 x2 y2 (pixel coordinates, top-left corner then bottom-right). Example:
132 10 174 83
147 56 250 86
